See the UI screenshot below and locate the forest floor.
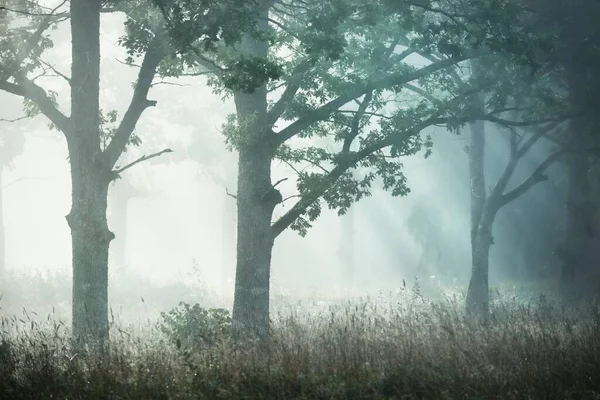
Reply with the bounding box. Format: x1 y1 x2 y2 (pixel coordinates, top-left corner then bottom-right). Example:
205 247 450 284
0 273 599 399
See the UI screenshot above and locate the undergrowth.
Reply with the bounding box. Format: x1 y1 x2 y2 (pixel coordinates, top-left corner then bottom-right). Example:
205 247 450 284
1 291 599 399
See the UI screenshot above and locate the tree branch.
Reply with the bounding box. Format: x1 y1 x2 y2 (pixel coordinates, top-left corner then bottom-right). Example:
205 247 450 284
499 149 565 207
266 59 313 125
342 89 373 153
225 187 238 200
112 148 173 177
275 54 472 147
0 78 71 135
103 35 169 168
270 82 501 238
0 0 67 82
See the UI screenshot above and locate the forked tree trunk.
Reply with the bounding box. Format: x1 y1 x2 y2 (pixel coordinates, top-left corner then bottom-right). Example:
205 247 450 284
68 0 114 345
231 10 279 337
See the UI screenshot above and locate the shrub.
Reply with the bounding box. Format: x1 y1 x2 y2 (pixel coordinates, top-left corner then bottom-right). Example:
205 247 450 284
160 302 231 349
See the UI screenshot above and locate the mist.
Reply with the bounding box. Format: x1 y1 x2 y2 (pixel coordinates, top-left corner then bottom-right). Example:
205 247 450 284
1 0 599 397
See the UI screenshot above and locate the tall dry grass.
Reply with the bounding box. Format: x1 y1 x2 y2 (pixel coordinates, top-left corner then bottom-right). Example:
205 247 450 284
1 286 599 399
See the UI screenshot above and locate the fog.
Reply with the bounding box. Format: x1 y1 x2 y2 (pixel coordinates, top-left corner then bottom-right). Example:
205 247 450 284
0 10 565 317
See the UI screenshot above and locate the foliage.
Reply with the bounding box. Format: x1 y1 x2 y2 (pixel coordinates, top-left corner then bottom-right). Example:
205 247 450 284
99 109 142 151
117 0 282 93
160 302 231 349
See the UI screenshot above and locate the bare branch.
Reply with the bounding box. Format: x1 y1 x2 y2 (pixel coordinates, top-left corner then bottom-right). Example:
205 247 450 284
3 176 51 189
0 1 67 17
151 80 190 87
226 187 238 200
0 115 29 123
112 148 173 177
485 114 578 128
37 58 71 84
500 149 565 207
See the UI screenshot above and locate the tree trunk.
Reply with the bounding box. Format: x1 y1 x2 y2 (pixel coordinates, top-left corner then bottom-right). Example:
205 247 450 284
466 210 495 316
466 93 490 317
561 128 594 300
68 0 114 345
109 180 131 268
67 156 114 343
0 167 5 285
339 207 355 289
231 9 279 337
469 112 486 250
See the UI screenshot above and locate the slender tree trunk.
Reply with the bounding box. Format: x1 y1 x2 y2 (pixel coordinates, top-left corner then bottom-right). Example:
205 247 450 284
339 207 355 289
109 180 131 268
469 116 486 250
68 0 114 344
561 126 593 299
0 167 5 285
466 208 496 316
220 190 236 287
231 10 280 337
465 93 490 316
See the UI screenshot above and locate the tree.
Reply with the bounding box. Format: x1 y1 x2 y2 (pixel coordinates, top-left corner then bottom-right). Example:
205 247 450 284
0 125 25 282
338 204 355 289
187 122 238 286
465 102 565 316
164 0 529 335
527 0 600 298
108 177 150 269
0 0 175 344
0 0 268 344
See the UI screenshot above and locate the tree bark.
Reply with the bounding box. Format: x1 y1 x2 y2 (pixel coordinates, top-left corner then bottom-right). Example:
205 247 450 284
68 0 114 344
466 208 496 316
231 9 279 338
66 159 113 344
465 92 490 316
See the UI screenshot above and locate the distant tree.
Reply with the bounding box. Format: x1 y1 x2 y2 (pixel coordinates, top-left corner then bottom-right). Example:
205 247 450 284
527 0 600 298
465 97 566 316
338 205 355 289
0 126 25 282
186 124 238 286
108 177 150 269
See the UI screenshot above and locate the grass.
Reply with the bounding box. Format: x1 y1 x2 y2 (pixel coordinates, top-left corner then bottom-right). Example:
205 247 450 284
1 281 600 399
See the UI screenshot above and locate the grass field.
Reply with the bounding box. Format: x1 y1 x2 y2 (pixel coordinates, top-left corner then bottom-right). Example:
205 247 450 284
1 274 599 399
